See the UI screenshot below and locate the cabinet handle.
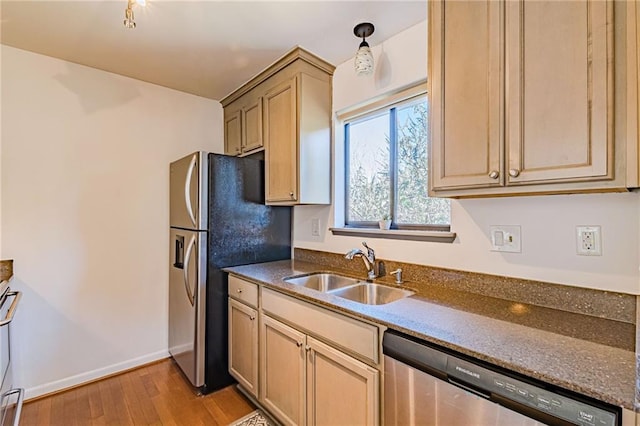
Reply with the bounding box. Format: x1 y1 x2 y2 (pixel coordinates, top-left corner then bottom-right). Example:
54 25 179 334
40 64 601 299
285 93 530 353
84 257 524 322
488 170 499 179
509 169 521 177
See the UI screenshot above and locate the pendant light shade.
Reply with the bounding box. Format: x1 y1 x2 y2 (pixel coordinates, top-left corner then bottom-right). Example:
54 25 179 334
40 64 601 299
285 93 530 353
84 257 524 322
124 5 136 28
353 23 375 76
123 0 146 29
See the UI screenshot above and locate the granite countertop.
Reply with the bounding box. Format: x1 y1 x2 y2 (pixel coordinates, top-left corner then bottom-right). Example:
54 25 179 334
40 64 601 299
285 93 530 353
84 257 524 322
0 260 13 282
224 259 636 411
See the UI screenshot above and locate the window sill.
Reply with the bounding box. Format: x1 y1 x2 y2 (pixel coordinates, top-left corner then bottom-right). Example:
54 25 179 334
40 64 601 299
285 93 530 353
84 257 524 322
329 227 456 243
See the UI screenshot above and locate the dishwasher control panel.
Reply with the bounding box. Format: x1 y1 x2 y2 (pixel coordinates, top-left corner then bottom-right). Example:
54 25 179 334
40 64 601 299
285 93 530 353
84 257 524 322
447 356 617 426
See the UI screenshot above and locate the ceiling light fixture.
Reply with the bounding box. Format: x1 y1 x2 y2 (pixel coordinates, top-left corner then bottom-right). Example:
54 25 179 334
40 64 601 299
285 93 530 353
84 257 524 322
353 22 375 76
124 0 146 29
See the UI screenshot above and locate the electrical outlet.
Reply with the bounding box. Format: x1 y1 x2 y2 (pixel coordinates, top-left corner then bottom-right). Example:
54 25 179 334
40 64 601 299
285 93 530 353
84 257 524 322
576 226 602 256
311 218 320 237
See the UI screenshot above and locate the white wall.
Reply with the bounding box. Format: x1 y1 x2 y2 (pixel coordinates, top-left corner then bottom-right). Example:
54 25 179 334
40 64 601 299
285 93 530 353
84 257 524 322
1 46 223 398
293 20 640 295
0 4 3 256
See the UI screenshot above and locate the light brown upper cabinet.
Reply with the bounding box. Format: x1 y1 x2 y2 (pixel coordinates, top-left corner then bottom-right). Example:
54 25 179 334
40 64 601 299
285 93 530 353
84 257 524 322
264 77 298 203
242 96 263 153
430 0 640 198
222 47 334 205
224 109 242 156
223 95 263 156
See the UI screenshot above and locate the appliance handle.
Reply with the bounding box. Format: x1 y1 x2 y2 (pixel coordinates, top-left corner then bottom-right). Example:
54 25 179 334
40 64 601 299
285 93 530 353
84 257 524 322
185 154 197 228
447 377 491 400
0 291 22 327
183 235 196 307
4 388 24 426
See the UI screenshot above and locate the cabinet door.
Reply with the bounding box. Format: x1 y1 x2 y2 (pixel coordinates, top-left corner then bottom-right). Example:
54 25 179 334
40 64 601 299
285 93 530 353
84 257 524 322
636 0 640 179
260 315 305 426
264 76 298 203
242 97 263 153
430 0 504 191
306 336 379 426
224 110 242 156
228 299 258 397
506 0 613 185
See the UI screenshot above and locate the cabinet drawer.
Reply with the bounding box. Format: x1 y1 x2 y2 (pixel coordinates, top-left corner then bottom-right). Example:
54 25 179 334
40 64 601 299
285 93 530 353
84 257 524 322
262 288 379 364
229 276 258 308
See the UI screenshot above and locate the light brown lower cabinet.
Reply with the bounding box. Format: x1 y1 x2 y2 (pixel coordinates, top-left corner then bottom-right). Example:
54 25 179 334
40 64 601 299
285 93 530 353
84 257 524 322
260 314 306 425
260 314 379 426
228 298 258 398
305 336 379 426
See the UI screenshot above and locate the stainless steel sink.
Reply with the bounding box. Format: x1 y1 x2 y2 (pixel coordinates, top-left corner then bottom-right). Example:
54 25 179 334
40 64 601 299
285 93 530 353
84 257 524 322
328 283 414 305
283 273 361 292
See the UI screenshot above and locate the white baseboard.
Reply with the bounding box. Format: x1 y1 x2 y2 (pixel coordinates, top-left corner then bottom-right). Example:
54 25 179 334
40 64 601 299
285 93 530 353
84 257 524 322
24 350 170 400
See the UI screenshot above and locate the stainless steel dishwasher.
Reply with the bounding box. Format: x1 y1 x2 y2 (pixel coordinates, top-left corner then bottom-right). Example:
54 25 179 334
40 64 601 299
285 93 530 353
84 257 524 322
383 330 620 426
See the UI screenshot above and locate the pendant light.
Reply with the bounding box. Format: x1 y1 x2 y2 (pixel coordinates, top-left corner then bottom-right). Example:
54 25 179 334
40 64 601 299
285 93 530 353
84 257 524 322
124 0 146 29
353 22 375 76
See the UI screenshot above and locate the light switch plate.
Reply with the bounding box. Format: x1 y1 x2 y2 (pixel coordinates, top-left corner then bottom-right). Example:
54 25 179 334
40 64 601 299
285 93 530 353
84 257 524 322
490 225 522 253
311 218 320 237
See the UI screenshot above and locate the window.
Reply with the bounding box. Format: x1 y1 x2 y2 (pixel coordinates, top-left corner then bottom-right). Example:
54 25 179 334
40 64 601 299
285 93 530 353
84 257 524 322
344 94 450 230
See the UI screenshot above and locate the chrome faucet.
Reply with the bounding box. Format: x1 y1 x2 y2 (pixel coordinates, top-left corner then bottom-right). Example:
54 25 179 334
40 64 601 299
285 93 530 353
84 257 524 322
345 241 379 281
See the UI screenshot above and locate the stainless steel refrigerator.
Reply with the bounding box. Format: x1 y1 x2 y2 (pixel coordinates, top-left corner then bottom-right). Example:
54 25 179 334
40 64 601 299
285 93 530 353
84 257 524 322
169 152 291 393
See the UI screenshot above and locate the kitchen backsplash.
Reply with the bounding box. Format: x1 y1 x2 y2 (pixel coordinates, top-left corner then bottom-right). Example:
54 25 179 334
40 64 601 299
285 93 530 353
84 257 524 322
294 248 636 325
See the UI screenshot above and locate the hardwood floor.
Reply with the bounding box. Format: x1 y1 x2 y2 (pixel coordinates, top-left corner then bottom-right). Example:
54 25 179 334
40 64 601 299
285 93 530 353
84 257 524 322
21 359 256 426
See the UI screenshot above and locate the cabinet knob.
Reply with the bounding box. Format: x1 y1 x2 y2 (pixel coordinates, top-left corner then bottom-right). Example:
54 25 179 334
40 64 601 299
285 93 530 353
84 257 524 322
249 315 255 321
289 191 294 198
509 169 521 178
237 289 242 293
296 342 303 348
236 147 241 153
305 345 311 352
488 170 499 179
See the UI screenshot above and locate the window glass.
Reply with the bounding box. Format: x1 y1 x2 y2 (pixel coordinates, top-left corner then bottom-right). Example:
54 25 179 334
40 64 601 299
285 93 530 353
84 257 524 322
396 102 450 225
347 111 390 222
345 96 450 229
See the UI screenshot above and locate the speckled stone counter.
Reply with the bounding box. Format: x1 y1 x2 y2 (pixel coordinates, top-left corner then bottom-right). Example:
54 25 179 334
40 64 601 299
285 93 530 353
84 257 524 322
0 260 13 282
224 258 636 411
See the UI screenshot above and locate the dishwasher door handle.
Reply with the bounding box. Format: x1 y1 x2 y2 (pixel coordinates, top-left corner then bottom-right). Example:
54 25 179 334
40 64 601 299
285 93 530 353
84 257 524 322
447 377 491 400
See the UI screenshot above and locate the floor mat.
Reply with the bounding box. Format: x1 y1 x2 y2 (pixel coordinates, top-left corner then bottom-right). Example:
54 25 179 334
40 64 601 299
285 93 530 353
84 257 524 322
229 409 274 426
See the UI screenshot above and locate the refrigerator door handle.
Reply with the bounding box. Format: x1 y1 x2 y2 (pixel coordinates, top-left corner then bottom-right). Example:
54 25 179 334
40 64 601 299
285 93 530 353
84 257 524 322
183 234 196 306
184 154 197 228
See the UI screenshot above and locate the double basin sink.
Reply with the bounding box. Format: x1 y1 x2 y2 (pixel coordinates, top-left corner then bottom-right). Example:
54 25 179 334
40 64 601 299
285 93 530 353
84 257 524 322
283 272 414 305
